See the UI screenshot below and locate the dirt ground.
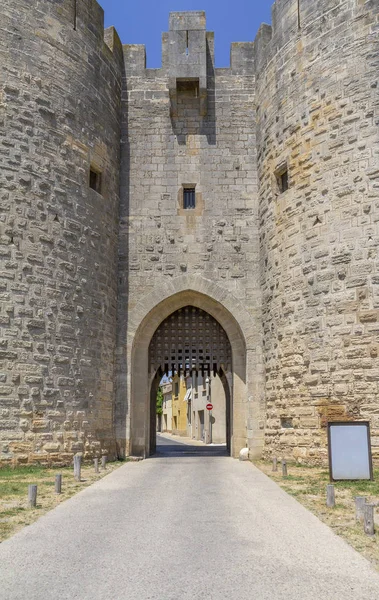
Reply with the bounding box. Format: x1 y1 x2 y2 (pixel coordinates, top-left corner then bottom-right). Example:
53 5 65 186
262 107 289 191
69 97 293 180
0 461 125 542
255 461 379 570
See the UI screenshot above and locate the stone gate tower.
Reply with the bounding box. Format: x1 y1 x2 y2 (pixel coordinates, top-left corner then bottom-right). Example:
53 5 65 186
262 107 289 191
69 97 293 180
116 11 263 458
1 0 378 465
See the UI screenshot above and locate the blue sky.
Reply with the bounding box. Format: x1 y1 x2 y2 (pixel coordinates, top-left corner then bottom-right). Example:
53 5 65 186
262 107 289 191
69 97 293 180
99 0 273 68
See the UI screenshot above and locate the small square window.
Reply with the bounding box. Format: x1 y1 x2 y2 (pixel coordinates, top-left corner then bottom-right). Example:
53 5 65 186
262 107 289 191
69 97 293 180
89 167 102 194
183 187 196 209
281 417 293 429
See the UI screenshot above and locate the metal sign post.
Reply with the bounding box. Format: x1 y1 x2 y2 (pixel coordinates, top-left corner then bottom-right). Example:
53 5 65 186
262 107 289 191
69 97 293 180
206 376 212 445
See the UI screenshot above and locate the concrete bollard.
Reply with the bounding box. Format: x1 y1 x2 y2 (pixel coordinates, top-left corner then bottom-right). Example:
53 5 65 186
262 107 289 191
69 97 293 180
55 474 62 494
363 503 375 536
326 484 335 508
272 457 278 472
281 460 287 477
73 454 82 482
239 448 249 461
101 455 107 470
355 496 367 522
28 484 37 508
94 458 99 473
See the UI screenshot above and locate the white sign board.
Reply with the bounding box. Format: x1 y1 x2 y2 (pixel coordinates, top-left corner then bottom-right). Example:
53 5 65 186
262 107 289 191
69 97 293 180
328 422 373 481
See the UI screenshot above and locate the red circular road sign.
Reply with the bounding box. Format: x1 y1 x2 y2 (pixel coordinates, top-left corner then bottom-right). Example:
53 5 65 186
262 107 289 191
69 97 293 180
206 403 213 411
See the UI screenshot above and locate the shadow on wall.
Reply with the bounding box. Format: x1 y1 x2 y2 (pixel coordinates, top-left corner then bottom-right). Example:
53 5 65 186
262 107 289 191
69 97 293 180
115 57 130 460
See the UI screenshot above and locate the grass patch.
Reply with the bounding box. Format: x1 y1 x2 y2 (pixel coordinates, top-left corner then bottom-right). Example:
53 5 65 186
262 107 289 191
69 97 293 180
0 465 46 479
333 478 379 494
281 474 308 482
255 460 379 570
0 482 31 498
1 507 26 517
0 460 127 542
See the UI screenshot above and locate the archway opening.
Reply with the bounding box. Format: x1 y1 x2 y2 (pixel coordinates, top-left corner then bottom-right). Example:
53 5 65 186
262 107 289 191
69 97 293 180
126 288 248 459
148 306 232 456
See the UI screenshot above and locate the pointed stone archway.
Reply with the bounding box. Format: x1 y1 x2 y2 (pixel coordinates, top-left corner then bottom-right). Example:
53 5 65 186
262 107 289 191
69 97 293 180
115 275 264 459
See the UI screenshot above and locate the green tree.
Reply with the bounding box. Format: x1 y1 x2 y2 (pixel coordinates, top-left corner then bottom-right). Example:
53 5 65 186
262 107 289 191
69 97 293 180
156 387 163 415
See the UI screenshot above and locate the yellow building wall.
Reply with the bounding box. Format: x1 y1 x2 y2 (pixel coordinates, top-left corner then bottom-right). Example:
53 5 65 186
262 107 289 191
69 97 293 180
172 375 188 436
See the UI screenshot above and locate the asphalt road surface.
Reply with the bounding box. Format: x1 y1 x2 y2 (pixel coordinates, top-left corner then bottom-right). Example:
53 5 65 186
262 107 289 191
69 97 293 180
1 434 379 600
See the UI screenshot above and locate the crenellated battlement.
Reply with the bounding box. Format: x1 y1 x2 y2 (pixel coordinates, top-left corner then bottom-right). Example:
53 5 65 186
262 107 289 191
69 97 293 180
76 0 122 64
230 42 255 76
253 0 364 73
24 0 125 68
77 0 105 37
104 26 124 67
44 0 108 45
1 0 124 88
76 0 124 68
123 45 147 76
122 12 255 78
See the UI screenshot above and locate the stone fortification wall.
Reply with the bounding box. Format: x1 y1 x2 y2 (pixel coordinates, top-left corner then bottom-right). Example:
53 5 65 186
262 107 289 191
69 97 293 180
0 0 123 464
256 0 379 461
2 0 378 465
116 13 264 456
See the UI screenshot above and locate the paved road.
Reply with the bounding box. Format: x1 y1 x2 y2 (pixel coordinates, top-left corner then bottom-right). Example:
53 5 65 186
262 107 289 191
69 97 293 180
1 435 379 600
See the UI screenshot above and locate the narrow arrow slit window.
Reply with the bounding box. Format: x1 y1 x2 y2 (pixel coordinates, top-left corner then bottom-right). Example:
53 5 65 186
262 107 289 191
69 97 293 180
89 166 102 194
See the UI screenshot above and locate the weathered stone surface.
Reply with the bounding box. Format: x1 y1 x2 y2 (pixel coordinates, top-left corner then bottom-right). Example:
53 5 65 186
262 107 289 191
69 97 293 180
1 0 378 464
257 0 379 461
0 0 123 464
